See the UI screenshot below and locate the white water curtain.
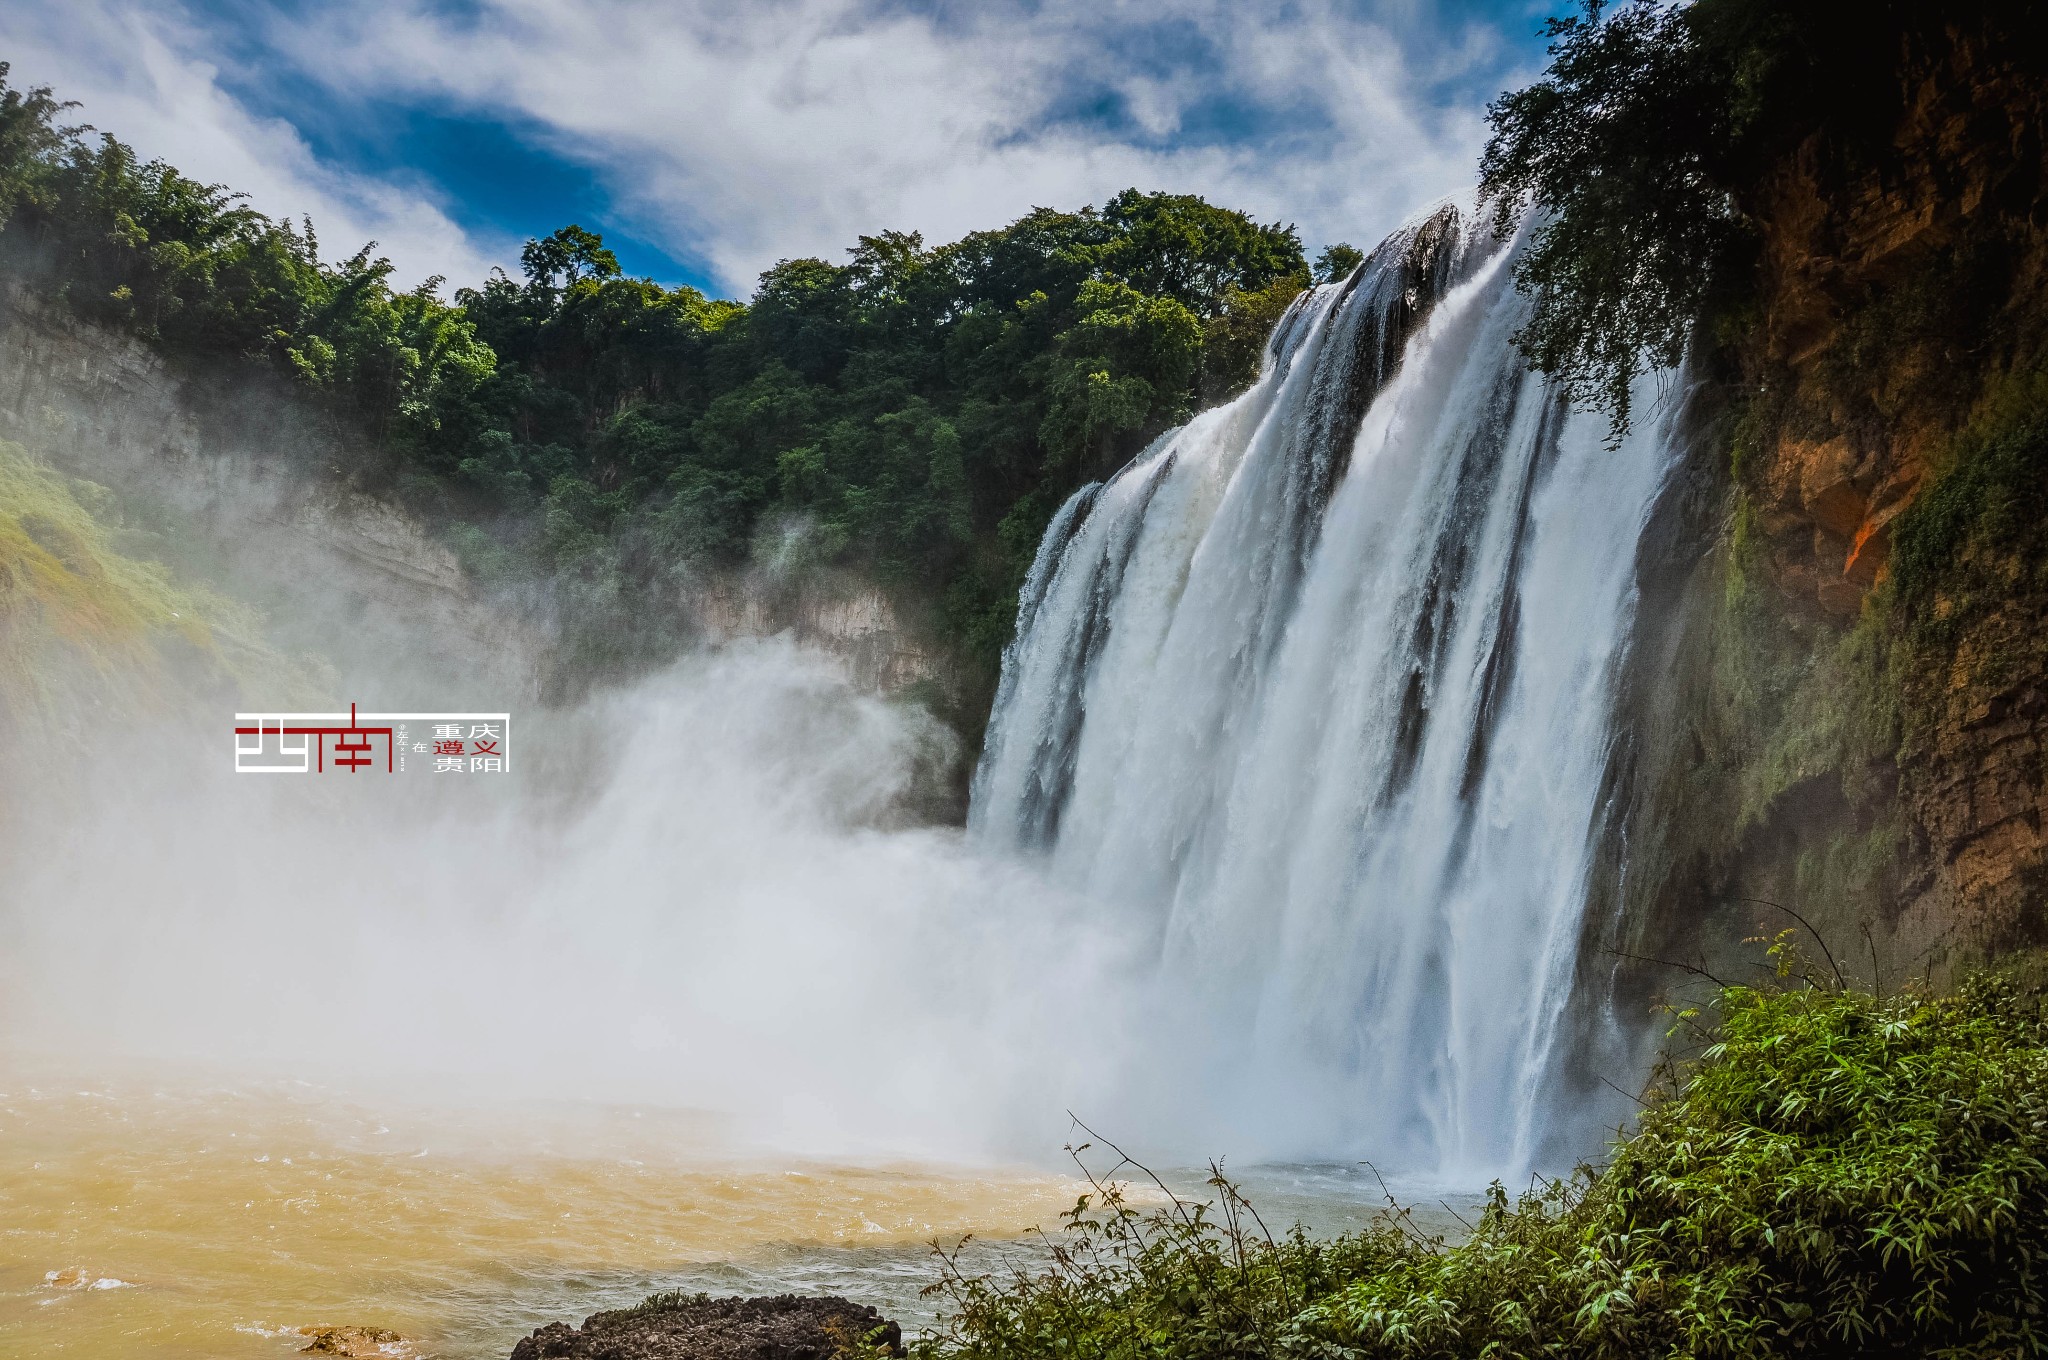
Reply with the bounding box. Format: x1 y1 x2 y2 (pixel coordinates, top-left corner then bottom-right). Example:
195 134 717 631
971 205 1681 1178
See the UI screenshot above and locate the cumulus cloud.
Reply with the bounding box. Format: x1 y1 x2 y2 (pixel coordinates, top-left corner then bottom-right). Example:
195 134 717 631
0 0 501 289
2 0 1530 296
284 0 1514 292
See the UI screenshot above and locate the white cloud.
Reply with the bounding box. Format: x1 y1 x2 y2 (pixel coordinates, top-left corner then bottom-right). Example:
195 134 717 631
269 0 1516 293
0 0 499 289
2 0 1526 296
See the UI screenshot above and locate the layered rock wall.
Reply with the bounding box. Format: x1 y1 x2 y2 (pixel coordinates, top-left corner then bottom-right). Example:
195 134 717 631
1599 22 2048 998
1749 26 2045 620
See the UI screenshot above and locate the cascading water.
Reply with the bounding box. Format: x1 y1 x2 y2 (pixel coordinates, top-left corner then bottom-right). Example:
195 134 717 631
971 203 1685 1180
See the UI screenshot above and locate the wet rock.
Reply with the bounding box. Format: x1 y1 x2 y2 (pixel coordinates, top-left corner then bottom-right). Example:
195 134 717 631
508 1293 902 1360
299 1326 411 1357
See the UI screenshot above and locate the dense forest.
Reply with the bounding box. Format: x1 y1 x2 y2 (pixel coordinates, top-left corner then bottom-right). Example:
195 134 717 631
0 64 1363 707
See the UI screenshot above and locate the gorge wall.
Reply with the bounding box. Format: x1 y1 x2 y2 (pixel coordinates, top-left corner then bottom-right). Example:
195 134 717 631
1604 21 2048 999
0 284 525 705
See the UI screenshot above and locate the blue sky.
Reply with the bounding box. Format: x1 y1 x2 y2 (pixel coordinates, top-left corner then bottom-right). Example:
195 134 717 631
0 0 1557 298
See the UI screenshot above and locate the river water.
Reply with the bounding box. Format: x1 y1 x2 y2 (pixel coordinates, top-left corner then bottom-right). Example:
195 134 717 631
0 1054 1069 1358
0 1056 1473 1359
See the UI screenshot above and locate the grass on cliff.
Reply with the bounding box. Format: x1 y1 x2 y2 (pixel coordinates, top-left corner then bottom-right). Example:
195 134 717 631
1890 364 2048 640
0 437 316 722
912 956 2048 1360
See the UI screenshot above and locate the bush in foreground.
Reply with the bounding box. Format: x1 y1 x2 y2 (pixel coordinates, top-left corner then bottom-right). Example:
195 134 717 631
915 968 2048 1360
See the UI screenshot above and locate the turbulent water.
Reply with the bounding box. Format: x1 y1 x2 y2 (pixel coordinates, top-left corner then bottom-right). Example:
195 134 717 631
0 1058 1085 1359
0 1060 1476 1359
972 204 1683 1179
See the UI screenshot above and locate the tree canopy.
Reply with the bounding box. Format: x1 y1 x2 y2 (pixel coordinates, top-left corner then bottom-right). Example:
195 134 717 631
1478 0 2043 430
0 62 1311 690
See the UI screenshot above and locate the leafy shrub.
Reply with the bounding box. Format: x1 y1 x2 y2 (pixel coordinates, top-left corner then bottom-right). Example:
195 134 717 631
919 1144 1409 1360
922 969 2048 1360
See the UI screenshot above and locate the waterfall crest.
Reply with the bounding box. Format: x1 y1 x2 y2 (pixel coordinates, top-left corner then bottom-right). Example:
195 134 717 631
970 204 1684 1178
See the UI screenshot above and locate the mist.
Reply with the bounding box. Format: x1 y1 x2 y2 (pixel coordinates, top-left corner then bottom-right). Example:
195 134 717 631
0 633 1175 1164
0 206 1663 1184
0 301 1177 1171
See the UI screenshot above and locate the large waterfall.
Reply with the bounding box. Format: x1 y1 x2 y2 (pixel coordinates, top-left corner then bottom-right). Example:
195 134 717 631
970 204 1683 1179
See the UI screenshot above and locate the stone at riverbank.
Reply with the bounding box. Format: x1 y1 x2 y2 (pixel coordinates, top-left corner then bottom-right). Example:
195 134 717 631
298 1326 412 1356
508 1293 903 1360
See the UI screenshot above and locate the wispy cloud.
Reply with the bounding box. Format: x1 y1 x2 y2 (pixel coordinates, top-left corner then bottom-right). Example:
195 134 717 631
1 0 1540 295
0 0 504 289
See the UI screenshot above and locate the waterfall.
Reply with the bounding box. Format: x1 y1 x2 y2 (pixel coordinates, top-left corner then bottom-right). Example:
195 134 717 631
970 204 1683 1179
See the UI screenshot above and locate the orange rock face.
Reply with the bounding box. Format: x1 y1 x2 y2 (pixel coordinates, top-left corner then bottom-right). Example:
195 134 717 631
1733 22 2048 958
1745 27 2045 624
1894 604 2048 963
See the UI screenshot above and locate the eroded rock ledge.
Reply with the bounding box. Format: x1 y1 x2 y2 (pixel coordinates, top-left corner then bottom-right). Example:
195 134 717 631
508 1293 902 1360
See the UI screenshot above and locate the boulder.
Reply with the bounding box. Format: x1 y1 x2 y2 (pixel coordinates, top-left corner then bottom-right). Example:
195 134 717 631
299 1326 411 1357
508 1293 902 1360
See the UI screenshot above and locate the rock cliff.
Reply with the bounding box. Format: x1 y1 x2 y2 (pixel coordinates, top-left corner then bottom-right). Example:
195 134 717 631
1746 22 2047 621
1606 18 2048 992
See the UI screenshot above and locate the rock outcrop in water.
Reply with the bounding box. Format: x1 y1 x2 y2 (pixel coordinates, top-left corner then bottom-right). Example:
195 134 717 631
508 1294 901 1360
298 1325 413 1357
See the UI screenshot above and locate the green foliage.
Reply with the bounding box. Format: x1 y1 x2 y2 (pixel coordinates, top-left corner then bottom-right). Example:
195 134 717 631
620 1290 711 1319
1310 973 2048 1358
520 222 620 288
1479 0 1757 430
923 973 2048 1360
0 90 500 455
1039 280 1202 478
0 65 1308 687
1889 365 2048 639
1201 275 1307 405
1476 0 2027 432
1311 244 1362 285
919 1152 1404 1360
0 65 71 234
1096 190 1304 317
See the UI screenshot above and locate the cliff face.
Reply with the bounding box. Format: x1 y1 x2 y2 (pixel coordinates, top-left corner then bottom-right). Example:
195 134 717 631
0 434 318 753
0 284 535 708
1748 24 2047 621
1907 595 2048 956
1746 26 2048 968
1600 22 2048 999
683 574 953 696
